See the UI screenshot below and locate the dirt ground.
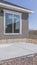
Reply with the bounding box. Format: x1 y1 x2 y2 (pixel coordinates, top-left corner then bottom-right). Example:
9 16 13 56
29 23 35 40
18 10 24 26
26 39 37 44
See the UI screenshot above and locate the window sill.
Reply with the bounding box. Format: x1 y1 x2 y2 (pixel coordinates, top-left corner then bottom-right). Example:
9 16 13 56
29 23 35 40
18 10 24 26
4 33 22 35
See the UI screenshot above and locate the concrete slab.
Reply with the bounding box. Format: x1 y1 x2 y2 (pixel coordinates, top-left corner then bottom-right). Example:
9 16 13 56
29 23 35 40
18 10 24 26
0 42 37 60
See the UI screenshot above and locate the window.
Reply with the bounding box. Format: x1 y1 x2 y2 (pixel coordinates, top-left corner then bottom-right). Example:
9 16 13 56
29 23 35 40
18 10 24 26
4 10 22 35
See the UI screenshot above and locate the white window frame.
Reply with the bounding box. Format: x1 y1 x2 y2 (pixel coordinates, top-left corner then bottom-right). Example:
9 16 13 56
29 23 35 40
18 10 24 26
4 10 22 35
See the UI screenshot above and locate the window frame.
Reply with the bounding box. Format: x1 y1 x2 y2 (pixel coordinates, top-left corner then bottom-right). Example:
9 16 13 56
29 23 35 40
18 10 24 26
4 10 22 35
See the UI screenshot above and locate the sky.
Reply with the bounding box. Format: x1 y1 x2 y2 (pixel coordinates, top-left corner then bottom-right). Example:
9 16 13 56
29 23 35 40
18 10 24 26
5 0 37 30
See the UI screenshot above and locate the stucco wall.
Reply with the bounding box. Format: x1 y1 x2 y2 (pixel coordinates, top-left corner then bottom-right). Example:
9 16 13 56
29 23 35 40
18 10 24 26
0 10 29 40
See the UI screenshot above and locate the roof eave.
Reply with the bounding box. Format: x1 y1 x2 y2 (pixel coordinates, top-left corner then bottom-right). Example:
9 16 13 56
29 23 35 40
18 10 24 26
0 2 34 13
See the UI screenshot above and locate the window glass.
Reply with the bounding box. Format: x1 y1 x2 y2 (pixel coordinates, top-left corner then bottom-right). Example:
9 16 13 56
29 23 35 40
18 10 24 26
14 14 20 33
5 13 12 33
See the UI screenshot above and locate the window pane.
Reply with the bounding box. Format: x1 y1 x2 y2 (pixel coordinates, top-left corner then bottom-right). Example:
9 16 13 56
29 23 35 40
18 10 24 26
5 13 12 33
14 14 20 33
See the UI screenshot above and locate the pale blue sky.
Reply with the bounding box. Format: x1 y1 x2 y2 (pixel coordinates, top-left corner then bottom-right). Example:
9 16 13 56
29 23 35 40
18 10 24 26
5 0 37 30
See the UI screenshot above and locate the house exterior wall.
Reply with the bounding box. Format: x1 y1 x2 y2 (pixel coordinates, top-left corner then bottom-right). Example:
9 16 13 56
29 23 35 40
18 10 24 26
0 10 29 40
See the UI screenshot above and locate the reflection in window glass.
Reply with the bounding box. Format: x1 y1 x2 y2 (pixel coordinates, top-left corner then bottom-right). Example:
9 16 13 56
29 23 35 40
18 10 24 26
14 14 20 33
5 13 12 33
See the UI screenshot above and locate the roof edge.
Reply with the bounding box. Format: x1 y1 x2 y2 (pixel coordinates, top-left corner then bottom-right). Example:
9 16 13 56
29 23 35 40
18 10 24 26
0 2 34 13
